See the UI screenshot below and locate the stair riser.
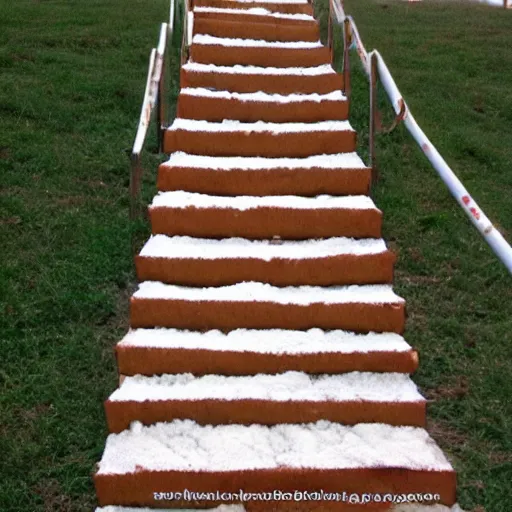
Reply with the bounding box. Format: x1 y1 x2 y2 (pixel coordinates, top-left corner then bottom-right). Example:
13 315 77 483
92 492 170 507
194 18 320 42
105 400 426 433
135 253 395 286
163 130 357 157
177 94 348 122
130 299 405 333
190 44 330 68
194 9 317 26
95 468 457 508
149 207 382 239
116 346 420 376
194 0 314 15
180 68 344 94
157 165 369 196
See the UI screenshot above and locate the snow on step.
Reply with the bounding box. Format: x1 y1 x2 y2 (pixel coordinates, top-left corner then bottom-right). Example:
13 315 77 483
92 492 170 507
196 0 313 13
194 6 315 21
182 62 336 76
151 191 372 210
162 151 365 170
190 34 329 68
105 371 426 432
180 62 343 95
130 282 405 332
136 235 394 286
180 88 345 104
116 328 419 376
140 235 387 259
94 420 456 508
193 34 322 48
163 119 356 157
168 118 353 134
149 191 381 240
110 372 423 403
177 89 348 123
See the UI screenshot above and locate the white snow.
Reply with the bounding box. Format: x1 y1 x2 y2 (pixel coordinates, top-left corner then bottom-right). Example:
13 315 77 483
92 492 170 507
139 235 387 260
162 151 367 170
193 34 321 48
95 505 465 512
132 282 404 305
109 371 424 403
149 191 375 211
167 118 353 134
118 328 412 354
95 507 243 512
183 62 336 76
193 6 315 20
180 87 345 103
97 420 453 474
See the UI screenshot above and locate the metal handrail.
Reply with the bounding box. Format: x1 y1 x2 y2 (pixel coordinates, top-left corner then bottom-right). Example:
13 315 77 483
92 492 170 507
329 0 512 273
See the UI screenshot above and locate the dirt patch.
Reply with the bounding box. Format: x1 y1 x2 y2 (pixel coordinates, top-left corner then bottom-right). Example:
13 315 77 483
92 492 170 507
427 418 468 450
425 376 470 401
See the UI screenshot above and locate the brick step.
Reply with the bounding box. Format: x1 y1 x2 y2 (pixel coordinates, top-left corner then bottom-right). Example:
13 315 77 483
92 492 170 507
194 0 314 15
136 236 395 286
94 506 464 512
193 17 319 42
105 371 426 433
158 152 369 196
177 88 348 123
193 6 317 27
149 192 381 240
190 35 329 67
116 328 419 376
94 420 456 508
130 282 405 332
181 62 344 94
163 119 356 157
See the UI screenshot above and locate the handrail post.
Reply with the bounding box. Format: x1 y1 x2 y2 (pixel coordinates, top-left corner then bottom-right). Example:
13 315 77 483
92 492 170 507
129 152 143 221
342 18 351 101
327 0 333 65
157 57 166 153
369 51 378 185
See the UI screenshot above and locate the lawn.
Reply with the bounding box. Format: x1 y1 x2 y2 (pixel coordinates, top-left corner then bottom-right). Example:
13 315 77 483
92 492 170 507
0 0 511 511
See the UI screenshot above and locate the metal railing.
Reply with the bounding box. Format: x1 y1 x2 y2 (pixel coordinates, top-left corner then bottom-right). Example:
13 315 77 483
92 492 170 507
329 0 512 273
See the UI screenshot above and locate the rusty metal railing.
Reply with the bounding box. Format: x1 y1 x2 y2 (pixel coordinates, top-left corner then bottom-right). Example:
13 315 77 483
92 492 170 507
328 0 512 273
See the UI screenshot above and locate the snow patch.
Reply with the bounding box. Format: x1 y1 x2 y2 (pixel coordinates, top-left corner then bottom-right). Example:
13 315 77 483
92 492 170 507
162 151 366 170
132 281 404 305
97 420 453 474
119 328 412 354
149 191 376 211
109 371 424 403
180 87 345 103
167 118 353 134
183 62 336 76
194 6 315 20
139 235 387 260
193 34 322 48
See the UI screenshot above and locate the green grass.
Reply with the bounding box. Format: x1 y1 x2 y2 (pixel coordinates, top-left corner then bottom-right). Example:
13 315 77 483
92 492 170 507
0 1 178 510
0 0 511 511
315 1 512 510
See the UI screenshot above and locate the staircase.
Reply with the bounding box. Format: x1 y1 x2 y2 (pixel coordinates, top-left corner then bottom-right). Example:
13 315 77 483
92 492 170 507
94 1 457 510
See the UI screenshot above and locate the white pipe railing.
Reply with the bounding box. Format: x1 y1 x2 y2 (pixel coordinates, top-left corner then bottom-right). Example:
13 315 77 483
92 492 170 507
331 0 512 273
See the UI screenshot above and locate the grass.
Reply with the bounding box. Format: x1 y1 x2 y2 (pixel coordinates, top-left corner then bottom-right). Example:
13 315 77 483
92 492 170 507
315 1 512 510
0 1 177 510
0 0 511 511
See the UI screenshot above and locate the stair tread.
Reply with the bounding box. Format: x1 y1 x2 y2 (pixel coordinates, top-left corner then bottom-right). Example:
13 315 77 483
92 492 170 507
192 34 321 48
132 282 404 305
118 328 412 354
180 87 346 103
96 419 453 474
162 151 366 170
194 6 315 21
182 61 337 76
108 371 424 404
150 191 376 211
139 235 388 260
167 118 354 134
